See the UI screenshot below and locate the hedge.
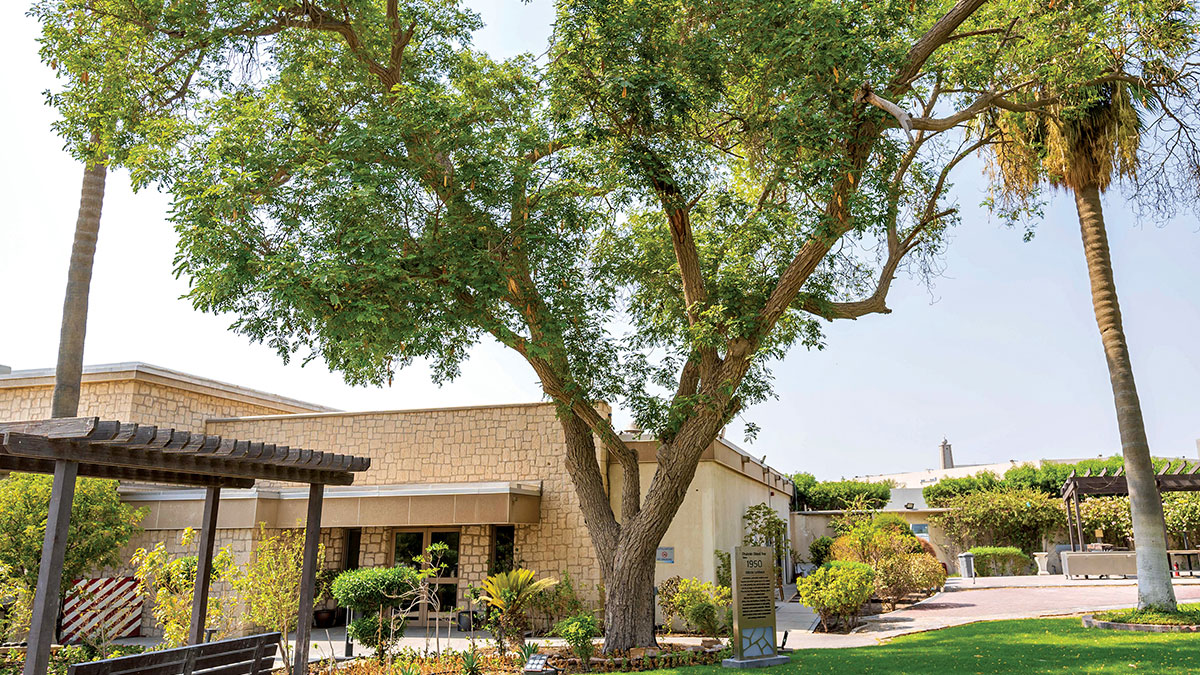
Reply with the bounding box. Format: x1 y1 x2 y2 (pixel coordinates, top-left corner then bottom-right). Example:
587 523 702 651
968 546 1031 576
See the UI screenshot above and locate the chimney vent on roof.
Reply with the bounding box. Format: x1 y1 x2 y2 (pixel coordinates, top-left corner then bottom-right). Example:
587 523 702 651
0 365 10 375
626 421 643 436
940 438 954 470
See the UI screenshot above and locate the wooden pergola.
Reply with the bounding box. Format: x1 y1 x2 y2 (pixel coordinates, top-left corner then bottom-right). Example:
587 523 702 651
0 417 371 675
1060 464 1200 552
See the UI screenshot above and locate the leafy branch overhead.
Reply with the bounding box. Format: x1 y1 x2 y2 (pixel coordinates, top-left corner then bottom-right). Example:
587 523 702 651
33 0 1200 651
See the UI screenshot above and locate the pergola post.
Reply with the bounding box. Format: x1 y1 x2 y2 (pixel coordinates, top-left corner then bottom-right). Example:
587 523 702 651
292 484 324 675
189 486 222 645
1070 494 1080 552
1072 492 1085 550
24 460 79 675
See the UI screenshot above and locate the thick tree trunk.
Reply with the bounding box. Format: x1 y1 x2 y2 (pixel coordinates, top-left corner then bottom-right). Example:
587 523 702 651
51 158 107 419
1073 184 1176 610
602 545 657 651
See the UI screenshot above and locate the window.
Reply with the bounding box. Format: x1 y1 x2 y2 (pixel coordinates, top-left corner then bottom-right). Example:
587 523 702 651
911 523 929 535
492 525 515 574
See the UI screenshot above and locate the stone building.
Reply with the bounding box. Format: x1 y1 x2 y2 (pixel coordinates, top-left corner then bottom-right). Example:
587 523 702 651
0 362 793 632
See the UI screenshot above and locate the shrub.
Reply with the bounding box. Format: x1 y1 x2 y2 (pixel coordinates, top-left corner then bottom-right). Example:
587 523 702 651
479 569 556 651
529 569 585 633
809 537 834 567
714 550 732 588
968 546 1031 576
806 481 891 511
874 554 946 611
830 523 920 568
684 600 721 638
554 613 600 669
872 513 915 536
921 472 1001 507
332 565 422 661
930 489 1064 555
657 576 684 629
797 562 874 631
132 529 240 647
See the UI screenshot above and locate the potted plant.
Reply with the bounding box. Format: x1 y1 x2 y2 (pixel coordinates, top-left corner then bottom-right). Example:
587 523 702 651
313 569 339 628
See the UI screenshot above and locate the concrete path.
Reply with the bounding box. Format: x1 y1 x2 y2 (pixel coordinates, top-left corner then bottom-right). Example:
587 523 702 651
944 574 1200 590
784 578 1200 649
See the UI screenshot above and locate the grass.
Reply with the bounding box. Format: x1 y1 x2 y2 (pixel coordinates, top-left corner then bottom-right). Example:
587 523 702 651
635 618 1200 674
1093 602 1200 626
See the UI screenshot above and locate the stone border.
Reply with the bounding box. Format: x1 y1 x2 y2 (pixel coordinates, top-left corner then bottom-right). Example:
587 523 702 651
1081 614 1200 633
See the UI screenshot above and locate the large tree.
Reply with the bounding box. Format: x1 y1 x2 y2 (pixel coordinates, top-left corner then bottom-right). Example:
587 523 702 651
36 0 1195 649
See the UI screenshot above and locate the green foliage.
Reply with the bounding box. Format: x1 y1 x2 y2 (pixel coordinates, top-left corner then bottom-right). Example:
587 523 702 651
479 569 556 651
683 601 722 639
790 472 818 509
0 474 144 599
657 575 684 629
805 481 891 511
658 577 731 635
529 569 586 634
930 489 1064 555
922 472 1002 508
554 613 601 668
458 648 483 675
714 550 731 588
331 566 423 611
742 502 788 564
1094 602 1200 626
797 562 875 632
234 526 324 673
873 553 947 611
808 537 835 567
968 546 1032 577
131 528 240 647
333 565 422 661
871 513 916 536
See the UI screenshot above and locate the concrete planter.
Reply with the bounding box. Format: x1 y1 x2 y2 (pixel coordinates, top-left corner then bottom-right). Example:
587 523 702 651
1081 614 1200 633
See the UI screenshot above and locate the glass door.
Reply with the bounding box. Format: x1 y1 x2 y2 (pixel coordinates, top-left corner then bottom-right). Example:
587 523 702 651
393 528 461 624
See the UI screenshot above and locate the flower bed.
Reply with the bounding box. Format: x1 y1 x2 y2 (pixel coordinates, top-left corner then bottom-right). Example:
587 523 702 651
307 642 729 675
1084 602 1200 633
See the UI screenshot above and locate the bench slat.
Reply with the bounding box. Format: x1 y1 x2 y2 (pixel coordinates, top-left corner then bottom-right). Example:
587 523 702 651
67 633 280 675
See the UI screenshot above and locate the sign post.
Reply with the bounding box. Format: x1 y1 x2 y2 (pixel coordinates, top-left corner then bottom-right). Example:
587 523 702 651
722 546 789 669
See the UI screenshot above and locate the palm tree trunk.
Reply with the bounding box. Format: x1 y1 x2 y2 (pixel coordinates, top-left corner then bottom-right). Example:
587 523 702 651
1073 183 1176 610
50 157 107 419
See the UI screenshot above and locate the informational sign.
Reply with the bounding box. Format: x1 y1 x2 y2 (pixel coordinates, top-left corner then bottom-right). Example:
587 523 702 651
656 547 675 563
728 546 783 665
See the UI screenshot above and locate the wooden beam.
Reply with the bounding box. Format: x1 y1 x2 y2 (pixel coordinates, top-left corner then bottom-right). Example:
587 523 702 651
24 460 79 675
292 484 324 675
1 433 355 486
189 487 221 645
0 454 253 489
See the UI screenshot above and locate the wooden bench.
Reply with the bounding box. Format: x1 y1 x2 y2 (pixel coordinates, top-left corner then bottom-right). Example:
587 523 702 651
67 633 280 675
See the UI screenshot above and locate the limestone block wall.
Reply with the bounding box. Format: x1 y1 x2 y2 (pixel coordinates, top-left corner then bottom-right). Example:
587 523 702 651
206 403 604 600
359 527 392 568
0 380 135 423
126 381 295 432
458 525 491 602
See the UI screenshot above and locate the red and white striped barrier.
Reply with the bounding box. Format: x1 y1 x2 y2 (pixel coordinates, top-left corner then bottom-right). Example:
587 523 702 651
60 577 143 643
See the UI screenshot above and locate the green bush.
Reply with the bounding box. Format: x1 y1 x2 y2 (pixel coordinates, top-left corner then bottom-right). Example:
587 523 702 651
331 566 422 611
332 566 421 660
809 536 834 566
874 553 946 610
931 489 1064 555
872 513 916 536
805 481 891 511
554 613 600 669
684 600 721 638
798 561 875 632
968 546 1031 576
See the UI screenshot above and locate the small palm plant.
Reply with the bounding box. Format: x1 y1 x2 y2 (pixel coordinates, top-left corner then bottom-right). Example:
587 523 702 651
479 569 556 652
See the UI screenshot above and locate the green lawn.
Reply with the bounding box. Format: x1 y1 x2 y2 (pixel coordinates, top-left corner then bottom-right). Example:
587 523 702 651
645 618 1200 674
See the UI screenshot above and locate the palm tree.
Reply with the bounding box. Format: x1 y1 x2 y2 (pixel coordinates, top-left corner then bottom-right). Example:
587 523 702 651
989 84 1175 610
479 569 557 650
51 152 107 419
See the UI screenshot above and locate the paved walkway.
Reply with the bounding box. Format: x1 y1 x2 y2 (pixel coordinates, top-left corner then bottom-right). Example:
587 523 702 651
784 578 1200 649
944 574 1200 590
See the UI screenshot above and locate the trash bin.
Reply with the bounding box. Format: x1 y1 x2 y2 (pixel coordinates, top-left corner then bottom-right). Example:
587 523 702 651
957 552 975 581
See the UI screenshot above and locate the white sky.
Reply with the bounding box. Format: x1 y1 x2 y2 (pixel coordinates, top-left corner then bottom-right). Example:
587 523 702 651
2 1 1198 480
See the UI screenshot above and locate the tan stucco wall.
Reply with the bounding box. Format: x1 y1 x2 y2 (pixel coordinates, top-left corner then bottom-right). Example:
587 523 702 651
205 403 606 601
608 456 792 613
